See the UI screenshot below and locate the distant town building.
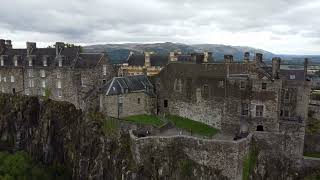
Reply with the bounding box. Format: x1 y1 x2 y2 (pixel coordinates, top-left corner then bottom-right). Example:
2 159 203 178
118 51 213 76
0 39 114 108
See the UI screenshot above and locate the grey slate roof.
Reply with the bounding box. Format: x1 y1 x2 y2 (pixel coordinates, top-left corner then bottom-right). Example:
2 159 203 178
103 75 154 96
0 46 107 68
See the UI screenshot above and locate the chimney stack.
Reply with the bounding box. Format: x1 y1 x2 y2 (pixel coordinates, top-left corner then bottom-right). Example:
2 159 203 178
0 39 6 54
255 53 263 63
304 58 309 80
272 57 281 79
55 42 65 55
5 40 12 49
144 52 151 67
26 42 36 55
224 55 233 63
244 52 250 63
204 52 213 63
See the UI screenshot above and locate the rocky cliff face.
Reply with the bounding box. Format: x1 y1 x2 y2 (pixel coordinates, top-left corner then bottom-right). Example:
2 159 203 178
0 94 228 180
0 94 319 180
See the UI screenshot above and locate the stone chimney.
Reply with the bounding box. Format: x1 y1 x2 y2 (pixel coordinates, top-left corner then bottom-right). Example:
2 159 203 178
0 39 6 54
5 40 12 49
204 52 213 63
244 52 250 63
26 42 36 55
55 42 65 56
224 55 233 63
272 57 281 79
304 58 309 80
144 52 151 67
169 52 178 62
255 53 263 63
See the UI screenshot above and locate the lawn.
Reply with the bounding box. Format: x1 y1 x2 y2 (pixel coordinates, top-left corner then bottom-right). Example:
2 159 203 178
304 152 320 158
125 114 165 127
165 115 219 137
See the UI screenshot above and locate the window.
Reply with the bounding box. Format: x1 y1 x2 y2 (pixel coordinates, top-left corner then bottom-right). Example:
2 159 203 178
256 105 264 117
0 75 1 82
290 75 296 80
40 70 45 78
43 59 47 67
240 81 245 89
58 59 62 67
81 77 86 87
103 65 107 75
241 103 249 116
57 80 62 89
174 79 182 92
41 90 46 97
0 59 3 66
57 91 62 98
25 89 30 96
202 84 209 98
28 79 34 88
10 76 14 83
1 87 4 93
28 59 32 66
41 80 46 88
218 80 224 88
56 72 61 79
3 77 6 82
164 100 168 108
284 110 289 117
262 83 267 90
28 70 33 77
285 91 290 100
14 59 18 66
138 98 141 104
256 125 264 131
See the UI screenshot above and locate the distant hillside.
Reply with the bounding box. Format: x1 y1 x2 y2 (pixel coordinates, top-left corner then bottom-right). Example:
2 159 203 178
84 42 320 64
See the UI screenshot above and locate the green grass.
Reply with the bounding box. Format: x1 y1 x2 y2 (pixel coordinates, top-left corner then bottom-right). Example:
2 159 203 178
103 118 119 137
125 114 165 127
165 115 219 137
242 148 258 180
125 114 219 137
304 152 320 158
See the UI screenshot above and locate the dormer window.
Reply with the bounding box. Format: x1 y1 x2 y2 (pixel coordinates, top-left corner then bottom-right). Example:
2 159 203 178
58 59 62 67
28 59 32 66
43 59 47 67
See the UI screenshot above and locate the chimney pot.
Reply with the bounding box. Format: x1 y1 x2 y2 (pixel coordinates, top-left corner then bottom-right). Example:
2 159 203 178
255 53 263 62
244 52 250 63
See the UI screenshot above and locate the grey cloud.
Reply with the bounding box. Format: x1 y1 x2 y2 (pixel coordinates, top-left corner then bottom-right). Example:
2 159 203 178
0 0 319 53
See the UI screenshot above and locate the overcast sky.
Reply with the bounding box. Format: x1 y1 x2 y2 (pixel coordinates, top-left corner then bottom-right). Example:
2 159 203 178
1 0 319 54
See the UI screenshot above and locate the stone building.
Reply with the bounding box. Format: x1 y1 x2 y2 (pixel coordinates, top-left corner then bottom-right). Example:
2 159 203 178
118 51 213 76
99 75 154 118
157 53 311 135
0 40 114 108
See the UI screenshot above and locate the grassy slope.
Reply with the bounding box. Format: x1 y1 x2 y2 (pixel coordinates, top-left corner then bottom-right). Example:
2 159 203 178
125 114 165 127
125 114 219 137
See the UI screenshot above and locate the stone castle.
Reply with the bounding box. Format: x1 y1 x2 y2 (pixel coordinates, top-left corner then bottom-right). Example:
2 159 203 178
0 39 318 179
0 39 114 108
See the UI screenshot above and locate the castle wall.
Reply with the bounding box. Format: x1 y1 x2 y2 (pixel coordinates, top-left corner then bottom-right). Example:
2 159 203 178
130 131 252 180
101 92 153 118
0 67 24 93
